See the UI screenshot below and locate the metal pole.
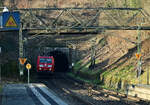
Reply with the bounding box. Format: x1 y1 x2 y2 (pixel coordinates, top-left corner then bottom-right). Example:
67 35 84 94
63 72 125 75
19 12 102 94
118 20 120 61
90 40 96 69
137 23 142 84
28 69 30 84
19 23 24 76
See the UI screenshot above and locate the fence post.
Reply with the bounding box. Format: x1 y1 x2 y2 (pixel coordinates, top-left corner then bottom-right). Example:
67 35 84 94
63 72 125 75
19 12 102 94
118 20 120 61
147 67 149 85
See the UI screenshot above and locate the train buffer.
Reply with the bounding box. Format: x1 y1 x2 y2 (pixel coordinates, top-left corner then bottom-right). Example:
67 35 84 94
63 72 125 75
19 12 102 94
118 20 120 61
2 83 68 105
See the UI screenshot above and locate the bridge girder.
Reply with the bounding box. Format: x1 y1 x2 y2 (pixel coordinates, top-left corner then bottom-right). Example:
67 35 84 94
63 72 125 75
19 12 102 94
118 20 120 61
16 7 150 34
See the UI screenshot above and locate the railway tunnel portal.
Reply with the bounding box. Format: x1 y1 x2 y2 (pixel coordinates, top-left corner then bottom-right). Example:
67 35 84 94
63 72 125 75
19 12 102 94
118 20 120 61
44 47 71 72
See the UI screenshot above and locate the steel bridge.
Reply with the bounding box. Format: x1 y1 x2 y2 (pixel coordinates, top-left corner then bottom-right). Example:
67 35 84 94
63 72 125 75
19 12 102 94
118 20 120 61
14 7 150 34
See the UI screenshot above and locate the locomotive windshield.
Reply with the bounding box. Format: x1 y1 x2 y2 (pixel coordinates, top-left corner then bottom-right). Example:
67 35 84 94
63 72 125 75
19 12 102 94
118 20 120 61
40 58 52 63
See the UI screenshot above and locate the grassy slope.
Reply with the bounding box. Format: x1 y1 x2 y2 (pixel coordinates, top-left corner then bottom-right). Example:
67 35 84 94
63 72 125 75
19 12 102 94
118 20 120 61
70 52 148 92
67 0 149 86
70 35 150 91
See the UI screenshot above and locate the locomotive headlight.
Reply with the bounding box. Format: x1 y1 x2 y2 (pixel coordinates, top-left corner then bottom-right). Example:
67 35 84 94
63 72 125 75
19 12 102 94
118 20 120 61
48 65 52 67
39 65 44 67
39 68 42 70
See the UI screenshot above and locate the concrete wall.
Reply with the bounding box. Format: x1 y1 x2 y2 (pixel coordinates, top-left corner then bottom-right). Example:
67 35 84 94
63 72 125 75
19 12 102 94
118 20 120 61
0 31 19 64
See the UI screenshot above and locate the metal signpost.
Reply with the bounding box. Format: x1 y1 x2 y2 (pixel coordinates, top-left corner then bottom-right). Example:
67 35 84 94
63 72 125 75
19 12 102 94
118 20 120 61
19 23 24 76
19 57 27 76
26 63 31 84
137 23 142 84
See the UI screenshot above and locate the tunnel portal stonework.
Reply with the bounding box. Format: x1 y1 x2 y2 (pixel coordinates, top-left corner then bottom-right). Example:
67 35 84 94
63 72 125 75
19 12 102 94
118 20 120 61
43 47 72 71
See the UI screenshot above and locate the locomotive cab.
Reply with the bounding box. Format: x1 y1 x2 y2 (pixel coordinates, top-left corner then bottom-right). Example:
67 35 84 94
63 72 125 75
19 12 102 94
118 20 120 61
37 56 55 74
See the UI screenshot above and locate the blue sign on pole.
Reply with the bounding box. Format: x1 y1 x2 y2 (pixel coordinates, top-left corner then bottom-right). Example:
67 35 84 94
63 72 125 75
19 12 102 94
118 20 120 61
2 11 20 30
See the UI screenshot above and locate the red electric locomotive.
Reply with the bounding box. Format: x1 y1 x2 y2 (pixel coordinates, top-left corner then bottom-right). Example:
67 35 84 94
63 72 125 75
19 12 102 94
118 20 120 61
37 56 55 74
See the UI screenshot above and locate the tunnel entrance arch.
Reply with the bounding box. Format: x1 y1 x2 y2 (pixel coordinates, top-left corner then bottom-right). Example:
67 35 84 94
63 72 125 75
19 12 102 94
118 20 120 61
43 47 71 72
48 50 69 72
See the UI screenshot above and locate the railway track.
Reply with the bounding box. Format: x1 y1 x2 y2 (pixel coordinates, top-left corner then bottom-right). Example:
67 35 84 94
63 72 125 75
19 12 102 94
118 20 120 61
37 73 89 105
36 72 149 105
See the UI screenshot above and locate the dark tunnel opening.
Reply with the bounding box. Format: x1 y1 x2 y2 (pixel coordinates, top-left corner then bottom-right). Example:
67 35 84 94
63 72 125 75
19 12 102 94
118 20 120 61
48 50 69 72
